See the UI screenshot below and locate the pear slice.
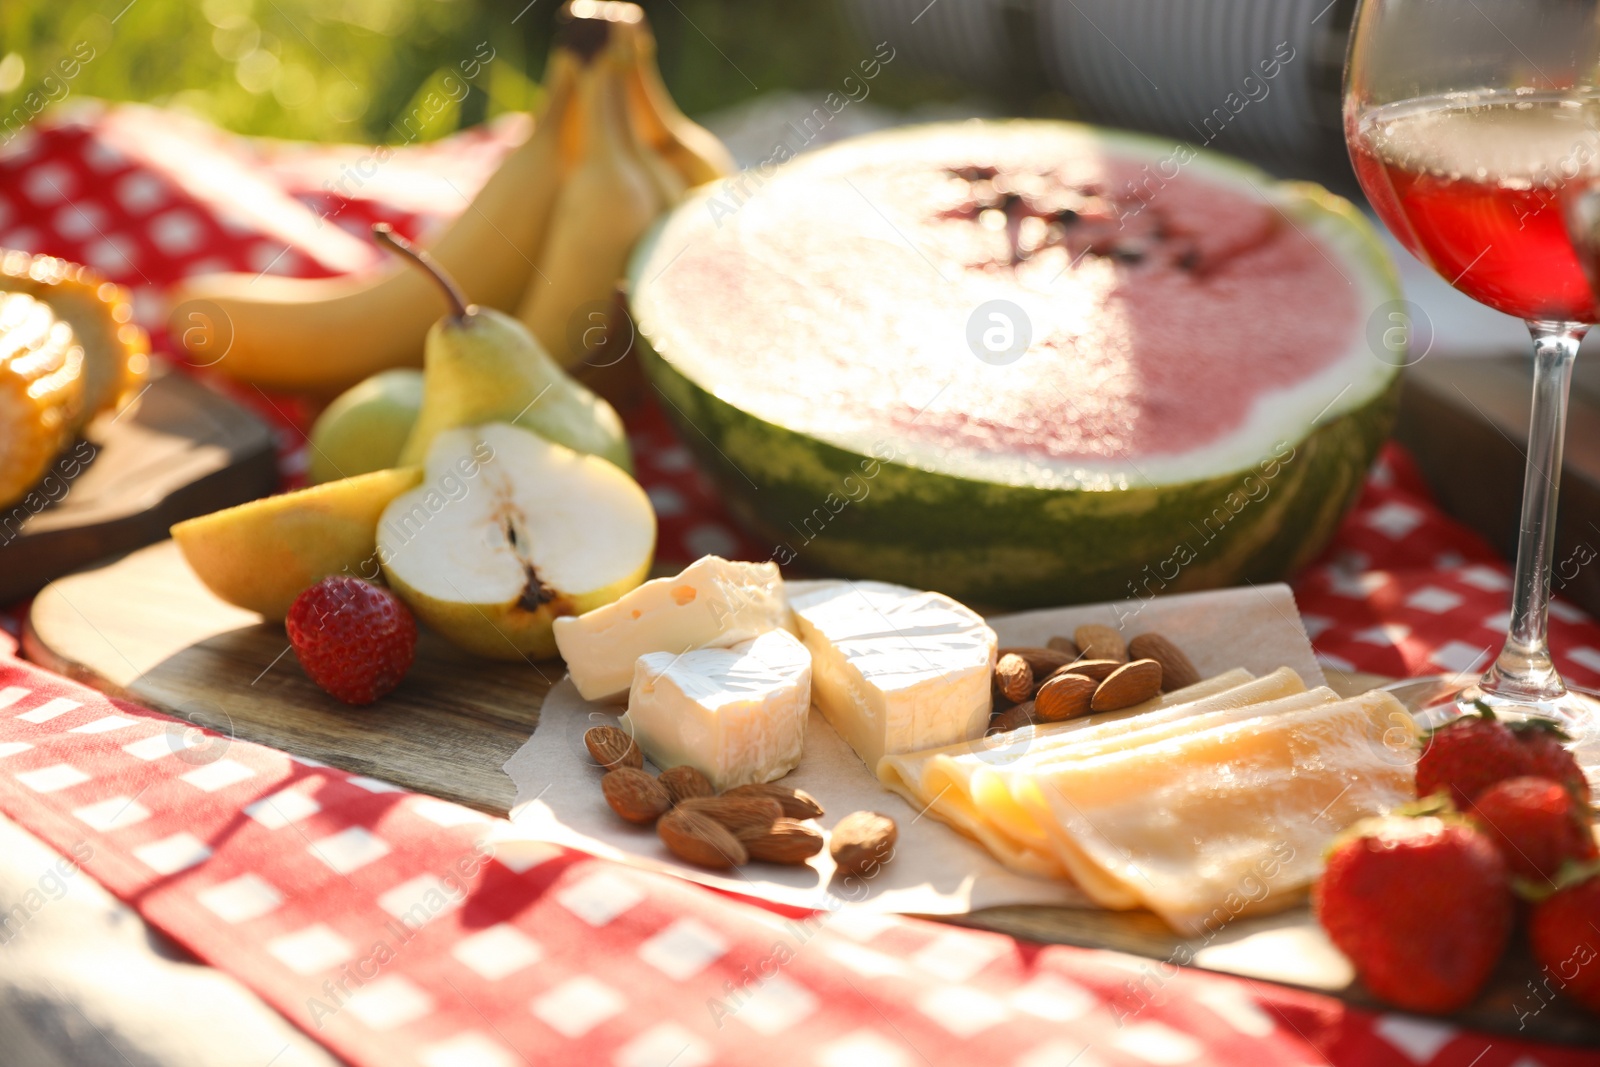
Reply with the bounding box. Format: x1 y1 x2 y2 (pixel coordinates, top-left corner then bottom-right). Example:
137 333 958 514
378 422 655 661
171 466 422 620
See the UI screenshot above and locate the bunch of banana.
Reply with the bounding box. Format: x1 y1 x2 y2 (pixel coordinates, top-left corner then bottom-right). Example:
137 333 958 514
0 251 150 509
169 1 733 398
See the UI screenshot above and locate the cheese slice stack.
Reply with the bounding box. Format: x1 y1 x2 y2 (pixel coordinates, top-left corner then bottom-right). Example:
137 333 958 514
971 686 1340 896
620 628 812 789
1007 689 1417 933
877 667 1298 877
788 580 996 771
1024 687 1414 927
554 556 788 701
880 666 1418 933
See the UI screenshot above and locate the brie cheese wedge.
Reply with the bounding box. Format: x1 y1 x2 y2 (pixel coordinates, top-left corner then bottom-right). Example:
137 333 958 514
554 555 788 701
787 580 996 771
620 628 812 789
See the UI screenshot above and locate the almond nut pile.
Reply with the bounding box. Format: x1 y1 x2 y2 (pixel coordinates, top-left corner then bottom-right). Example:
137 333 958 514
989 626 1200 731
585 726 897 874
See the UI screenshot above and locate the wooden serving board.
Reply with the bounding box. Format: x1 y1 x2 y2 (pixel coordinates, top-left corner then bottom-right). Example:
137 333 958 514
25 540 551 811
24 541 1600 1045
0 365 278 603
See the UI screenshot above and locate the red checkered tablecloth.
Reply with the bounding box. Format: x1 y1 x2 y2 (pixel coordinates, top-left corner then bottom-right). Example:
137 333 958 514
1 105 1598 1067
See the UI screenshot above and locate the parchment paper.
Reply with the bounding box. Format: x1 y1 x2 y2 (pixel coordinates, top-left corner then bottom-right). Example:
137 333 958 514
500 582 1325 915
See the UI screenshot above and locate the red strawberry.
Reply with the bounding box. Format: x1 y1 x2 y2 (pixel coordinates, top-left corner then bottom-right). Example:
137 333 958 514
1314 816 1512 1013
1414 704 1593 807
287 576 416 705
1512 721 1591 803
1530 870 1600 1014
1469 776 1597 883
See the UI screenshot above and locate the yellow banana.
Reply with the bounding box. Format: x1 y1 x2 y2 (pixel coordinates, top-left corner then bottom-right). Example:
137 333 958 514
517 46 662 370
615 13 735 188
167 58 579 397
610 19 689 206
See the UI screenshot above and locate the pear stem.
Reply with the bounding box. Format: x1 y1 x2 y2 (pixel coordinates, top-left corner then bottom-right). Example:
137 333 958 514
371 223 470 322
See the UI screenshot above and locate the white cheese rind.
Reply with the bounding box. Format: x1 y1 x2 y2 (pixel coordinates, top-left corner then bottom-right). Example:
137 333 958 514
553 556 788 701
620 628 812 789
787 580 996 771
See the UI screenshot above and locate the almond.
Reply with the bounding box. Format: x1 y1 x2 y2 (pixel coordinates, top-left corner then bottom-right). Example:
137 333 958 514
830 811 897 876
585 725 642 770
994 653 1034 704
1091 658 1163 711
1046 635 1080 657
1128 633 1200 691
1041 658 1122 685
658 765 714 805
659 808 747 868
740 818 825 864
990 700 1036 734
1034 672 1096 722
601 767 671 824
677 795 783 836
1073 624 1128 664
998 646 1079 675
723 782 825 820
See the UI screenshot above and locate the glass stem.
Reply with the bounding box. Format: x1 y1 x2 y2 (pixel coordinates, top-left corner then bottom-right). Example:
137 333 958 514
1480 321 1586 704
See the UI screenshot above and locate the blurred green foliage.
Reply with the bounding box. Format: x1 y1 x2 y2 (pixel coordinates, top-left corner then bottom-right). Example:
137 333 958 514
0 0 970 143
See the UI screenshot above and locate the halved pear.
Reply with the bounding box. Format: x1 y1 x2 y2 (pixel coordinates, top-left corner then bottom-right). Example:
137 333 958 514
171 466 422 619
378 422 655 661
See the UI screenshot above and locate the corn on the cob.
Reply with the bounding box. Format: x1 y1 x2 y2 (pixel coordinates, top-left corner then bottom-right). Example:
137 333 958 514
0 249 148 426
0 292 85 509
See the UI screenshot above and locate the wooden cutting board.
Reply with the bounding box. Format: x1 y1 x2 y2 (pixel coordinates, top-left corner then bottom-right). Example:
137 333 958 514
24 541 1600 1045
25 540 551 811
0 365 278 603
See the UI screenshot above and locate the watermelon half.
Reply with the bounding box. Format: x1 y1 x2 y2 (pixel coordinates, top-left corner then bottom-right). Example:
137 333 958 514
628 121 1400 609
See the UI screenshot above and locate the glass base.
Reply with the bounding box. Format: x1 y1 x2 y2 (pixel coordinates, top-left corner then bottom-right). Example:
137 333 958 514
1382 673 1600 748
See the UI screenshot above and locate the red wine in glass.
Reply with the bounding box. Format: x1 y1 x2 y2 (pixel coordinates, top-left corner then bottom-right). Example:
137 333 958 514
1344 1 1600 737
1350 89 1600 324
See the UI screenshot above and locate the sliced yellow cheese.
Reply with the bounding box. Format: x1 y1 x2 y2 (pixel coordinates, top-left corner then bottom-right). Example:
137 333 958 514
876 667 1260 795
1001 666 1313 771
875 668 1303 886
1011 690 1418 935
965 666 1258 756
975 686 1340 849
876 667 1301 840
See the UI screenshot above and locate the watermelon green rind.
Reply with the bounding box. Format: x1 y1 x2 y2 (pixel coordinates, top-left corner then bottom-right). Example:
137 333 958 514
639 332 1397 607
629 121 1402 608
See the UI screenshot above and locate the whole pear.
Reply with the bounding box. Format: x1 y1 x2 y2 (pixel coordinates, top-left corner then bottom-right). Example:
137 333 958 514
307 368 423 484
370 225 632 472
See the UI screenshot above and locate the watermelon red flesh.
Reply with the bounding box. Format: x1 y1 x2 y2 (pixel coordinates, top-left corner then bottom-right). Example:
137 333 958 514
629 122 1401 608
656 153 1359 476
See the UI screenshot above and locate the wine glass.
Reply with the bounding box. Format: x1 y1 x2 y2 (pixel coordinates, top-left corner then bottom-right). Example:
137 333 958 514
1345 0 1600 735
